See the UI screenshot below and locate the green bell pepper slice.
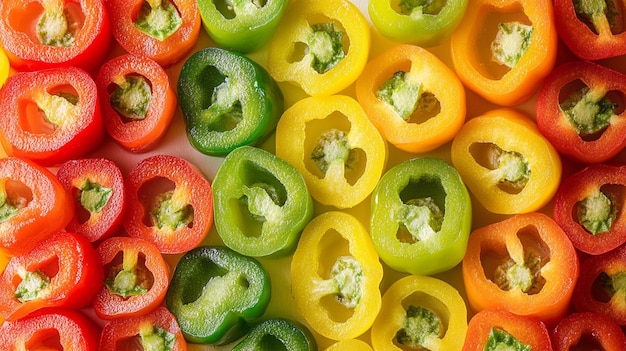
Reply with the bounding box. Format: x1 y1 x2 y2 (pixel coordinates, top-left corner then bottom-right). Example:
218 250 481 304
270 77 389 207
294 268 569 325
231 318 317 351
197 0 288 53
165 246 271 345
213 146 314 257
177 47 284 156
370 157 472 275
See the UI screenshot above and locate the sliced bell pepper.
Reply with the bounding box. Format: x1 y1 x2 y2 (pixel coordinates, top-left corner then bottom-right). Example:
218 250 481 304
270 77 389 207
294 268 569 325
370 157 472 275
178 47 284 156
536 60 626 164
95 53 177 153
92 236 170 320
165 245 271 345
572 243 626 325
325 339 374 351
0 66 104 166
450 0 558 106
450 108 562 215
106 0 201 67
56 157 125 242
0 231 104 322
551 311 626 350
0 308 100 351
553 164 626 256
197 0 287 53
462 308 552 351
0 0 111 72
369 0 468 47
0 45 9 88
554 0 626 60
0 157 74 255
231 318 317 351
275 95 387 209
462 212 579 326
291 211 383 341
370 274 468 350
123 154 214 254
213 145 314 257
99 306 187 351
355 44 466 153
266 0 370 96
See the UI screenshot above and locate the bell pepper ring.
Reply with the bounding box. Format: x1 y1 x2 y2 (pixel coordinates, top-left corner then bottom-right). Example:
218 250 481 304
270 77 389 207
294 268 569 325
551 311 626 350
0 45 9 88
231 318 317 351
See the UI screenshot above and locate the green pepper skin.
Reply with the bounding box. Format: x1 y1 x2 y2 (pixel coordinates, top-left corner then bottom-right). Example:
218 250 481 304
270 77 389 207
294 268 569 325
370 157 472 275
231 318 317 351
165 246 271 345
197 0 287 53
177 47 284 156
213 146 314 257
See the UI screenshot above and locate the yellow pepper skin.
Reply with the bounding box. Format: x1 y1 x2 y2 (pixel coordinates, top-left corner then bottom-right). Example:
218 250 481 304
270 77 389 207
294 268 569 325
266 0 370 96
291 211 383 341
0 46 9 89
450 0 558 106
451 108 562 215
371 275 468 351
324 339 373 351
275 95 387 209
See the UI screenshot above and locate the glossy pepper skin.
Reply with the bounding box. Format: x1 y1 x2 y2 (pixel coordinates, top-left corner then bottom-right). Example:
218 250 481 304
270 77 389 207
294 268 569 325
213 146 314 257
369 0 468 47
0 66 104 166
553 164 626 255
450 0 558 106
266 0 370 96
0 45 9 88
165 245 271 345
371 274 468 351
275 95 387 209
536 60 626 164
451 108 562 215
355 44 466 153
178 47 284 156
197 0 287 53
232 318 317 351
370 157 471 276
551 312 626 350
325 339 374 351
462 212 579 326
291 211 383 341
0 0 111 72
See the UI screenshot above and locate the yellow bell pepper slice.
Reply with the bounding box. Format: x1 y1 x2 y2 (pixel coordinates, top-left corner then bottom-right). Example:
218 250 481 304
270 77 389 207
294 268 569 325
0 45 9 89
325 339 373 351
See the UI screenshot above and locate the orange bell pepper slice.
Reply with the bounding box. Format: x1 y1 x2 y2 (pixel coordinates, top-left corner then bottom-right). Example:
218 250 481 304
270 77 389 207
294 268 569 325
462 212 579 326
450 0 558 106
355 44 466 153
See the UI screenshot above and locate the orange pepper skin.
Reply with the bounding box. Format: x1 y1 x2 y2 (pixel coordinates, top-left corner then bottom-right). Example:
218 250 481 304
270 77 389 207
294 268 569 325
355 44 466 153
450 0 558 106
462 212 579 327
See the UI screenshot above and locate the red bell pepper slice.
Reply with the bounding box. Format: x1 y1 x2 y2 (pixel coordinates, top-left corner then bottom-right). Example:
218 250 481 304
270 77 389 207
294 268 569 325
0 308 100 351
106 0 201 67
0 231 103 321
536 60 626 164
92 236 170 320
56 158 126 242
99 306 187 350
0 157 74 255
553 164 626 255
0 66 105 167
462 308 552 351
0 0 112 72
95 53 177 153
551 311 626 350
123 154 214 254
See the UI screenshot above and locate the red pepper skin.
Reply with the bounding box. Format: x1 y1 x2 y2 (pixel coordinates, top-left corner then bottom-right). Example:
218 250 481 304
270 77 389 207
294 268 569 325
0 157 74 255
56 158 126 242
0 0 112 72
0 232 104 321
123 154 214 254
553 164 626 255
536 61 626 164
0 67 105 167
92 236 170 320
551 312 626 350
0 308 100 351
